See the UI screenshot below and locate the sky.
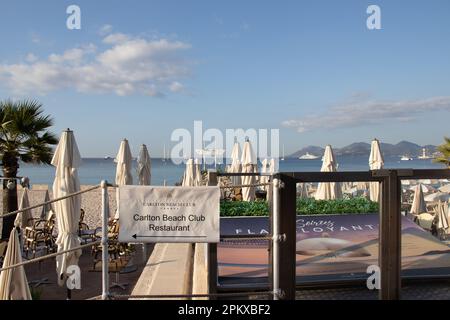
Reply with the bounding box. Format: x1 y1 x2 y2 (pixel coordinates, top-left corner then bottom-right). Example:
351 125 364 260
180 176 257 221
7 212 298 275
0 0 449 157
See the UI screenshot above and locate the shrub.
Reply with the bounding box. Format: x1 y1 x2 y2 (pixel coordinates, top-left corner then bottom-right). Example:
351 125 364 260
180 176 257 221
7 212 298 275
220 197 378 217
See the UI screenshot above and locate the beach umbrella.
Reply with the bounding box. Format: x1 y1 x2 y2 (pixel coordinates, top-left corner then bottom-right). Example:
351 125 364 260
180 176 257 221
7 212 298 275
315 145 341 200
115 139 133 186
51 129 82 287
436 201 449 234
14 188 33 229
241 140 257 202
40 190 54 220
193 158 202 186
227 142 241 186
269 158 276 174
182 159 196 187
137 144 151 186
260 158 269 191
369 139 384 202
424 192 450 203
439 184 450 193
0 229 32 300
115 139 133 219
410 184 427 215
408 184 435 193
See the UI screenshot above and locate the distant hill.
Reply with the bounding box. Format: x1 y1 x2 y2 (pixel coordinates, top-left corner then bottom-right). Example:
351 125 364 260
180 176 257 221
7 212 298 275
288 141 437 158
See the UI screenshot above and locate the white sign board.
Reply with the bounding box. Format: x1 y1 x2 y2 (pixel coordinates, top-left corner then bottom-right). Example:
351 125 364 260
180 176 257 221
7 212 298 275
118 186 220 243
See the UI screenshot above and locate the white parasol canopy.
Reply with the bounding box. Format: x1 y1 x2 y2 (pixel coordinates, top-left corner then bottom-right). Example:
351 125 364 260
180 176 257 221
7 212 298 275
194 158 202 186
315 145 342 200
369 139 384 202
439 184 450 193
51 130 82 287
260 158 269 191
410 184 427 215
228 142 241 186
0 229 31 300
241 140 257 202
40 189 54 220
268 158 276 174
137 144 151 186
14 188 33 229
424 192 450 203
115 139 133 186
436 201 449 234
408 184 435 193
182 159 196 187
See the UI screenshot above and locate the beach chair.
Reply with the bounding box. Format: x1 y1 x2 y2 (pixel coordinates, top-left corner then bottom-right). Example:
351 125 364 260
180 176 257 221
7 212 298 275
78 209 96 244
23 215 56 258
90 219 130 289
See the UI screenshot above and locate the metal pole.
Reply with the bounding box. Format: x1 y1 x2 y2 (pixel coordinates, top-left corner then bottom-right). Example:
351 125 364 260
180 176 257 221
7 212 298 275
272 177 280 300
101 180 110 300
207 169 218 298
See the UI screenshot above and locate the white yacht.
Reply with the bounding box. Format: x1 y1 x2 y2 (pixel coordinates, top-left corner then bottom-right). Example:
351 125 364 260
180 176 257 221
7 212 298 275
299 152 319 160
400 155 413 161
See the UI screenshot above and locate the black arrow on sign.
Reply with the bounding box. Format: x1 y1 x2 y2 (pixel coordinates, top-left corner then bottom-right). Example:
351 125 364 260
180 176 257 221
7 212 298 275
132 234 207 239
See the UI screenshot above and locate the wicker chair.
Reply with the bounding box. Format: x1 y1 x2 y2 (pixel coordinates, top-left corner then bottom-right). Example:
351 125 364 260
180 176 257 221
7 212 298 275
24 217 56 258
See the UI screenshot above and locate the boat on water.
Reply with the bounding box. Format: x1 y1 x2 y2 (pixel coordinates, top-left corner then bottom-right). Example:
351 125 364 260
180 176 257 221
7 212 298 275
400 155 413 161
417 148 432 160
298 152 319 160
104 156 111 160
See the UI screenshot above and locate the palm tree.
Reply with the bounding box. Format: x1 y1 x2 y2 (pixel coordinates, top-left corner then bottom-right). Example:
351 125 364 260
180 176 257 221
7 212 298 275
0 100 58 240
433 137 450 168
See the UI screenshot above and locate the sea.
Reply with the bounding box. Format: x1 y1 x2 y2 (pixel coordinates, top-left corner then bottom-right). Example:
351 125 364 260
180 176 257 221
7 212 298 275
17 155 445 187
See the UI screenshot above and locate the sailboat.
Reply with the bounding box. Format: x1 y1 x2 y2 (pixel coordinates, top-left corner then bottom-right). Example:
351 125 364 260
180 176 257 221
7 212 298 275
281 144 285 161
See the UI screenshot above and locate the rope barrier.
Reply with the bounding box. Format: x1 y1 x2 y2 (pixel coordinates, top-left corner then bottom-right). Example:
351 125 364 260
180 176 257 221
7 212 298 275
0 184 101 219
0 240 101 272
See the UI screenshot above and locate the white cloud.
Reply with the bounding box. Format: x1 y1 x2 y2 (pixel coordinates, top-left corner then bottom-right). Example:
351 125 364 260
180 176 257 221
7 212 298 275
282 96 450 133
99 24 113 36
169 81 184 93
25 53 38 63
102 33 131 45
0 33 192 97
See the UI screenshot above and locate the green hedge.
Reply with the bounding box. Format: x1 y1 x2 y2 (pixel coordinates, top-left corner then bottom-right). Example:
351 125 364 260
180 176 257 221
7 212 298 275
220 197 379 217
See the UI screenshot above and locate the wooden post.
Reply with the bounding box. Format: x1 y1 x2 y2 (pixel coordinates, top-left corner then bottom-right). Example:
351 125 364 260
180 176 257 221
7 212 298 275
276 174 297 300
378 170 401 300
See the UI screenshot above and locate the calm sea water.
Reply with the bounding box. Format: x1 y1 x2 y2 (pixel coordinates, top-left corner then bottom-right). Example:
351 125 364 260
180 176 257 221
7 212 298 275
17 156 445 187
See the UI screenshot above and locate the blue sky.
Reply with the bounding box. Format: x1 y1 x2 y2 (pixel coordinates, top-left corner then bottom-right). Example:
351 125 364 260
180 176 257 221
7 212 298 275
0 0 449 157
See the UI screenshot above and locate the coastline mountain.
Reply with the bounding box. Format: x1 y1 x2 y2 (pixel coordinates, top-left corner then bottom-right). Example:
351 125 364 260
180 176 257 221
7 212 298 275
289 141 437 158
